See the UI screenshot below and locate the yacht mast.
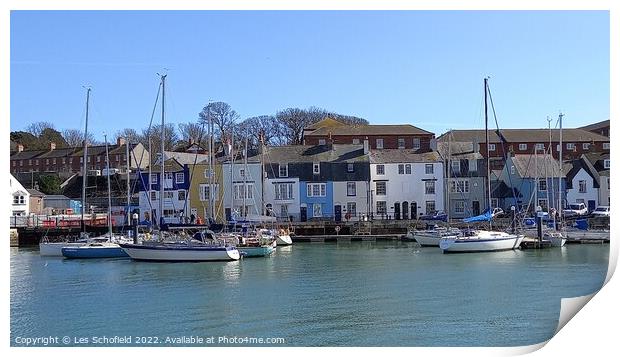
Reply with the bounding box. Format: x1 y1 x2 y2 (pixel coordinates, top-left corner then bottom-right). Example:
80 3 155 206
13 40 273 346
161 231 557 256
159 74 166 228
104 133 113 239
243 137 248 220
126 136 131 226
558 112 564 220
81 87 91 234
484 78 492 230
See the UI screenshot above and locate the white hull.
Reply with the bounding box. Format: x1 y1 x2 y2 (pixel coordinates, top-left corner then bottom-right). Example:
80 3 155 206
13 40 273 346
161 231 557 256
412 230 461 247
440 232 524 253
120 244 240 261
39 242 86 256
564 229 610 241
276 235 293 246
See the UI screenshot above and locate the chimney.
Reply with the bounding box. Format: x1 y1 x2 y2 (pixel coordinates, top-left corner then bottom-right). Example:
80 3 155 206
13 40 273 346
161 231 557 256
117 137 126 147
189 137 195 146
50 142 56 151
363 137 369 154
17 144 24 152
328 132 334 151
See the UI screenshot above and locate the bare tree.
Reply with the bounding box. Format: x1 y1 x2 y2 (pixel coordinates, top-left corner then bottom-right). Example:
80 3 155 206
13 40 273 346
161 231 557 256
198 102 239 143
178 122 207 148
138 124 179 155
62 129 96 147
237 115 287 148
334 114 369 126
26 121 56 137
114 128 140 144
275 108 315 145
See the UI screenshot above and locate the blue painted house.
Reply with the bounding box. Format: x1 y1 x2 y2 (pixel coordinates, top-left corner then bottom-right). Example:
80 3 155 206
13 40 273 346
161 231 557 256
498 154 566 215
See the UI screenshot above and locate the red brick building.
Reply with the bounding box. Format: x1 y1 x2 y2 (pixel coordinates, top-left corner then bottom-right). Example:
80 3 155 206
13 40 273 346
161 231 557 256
580 119 610 137
438 128 610 170
302 118 435 152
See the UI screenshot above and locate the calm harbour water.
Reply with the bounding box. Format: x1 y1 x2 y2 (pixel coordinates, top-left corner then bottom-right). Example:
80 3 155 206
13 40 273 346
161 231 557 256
10 241 609 347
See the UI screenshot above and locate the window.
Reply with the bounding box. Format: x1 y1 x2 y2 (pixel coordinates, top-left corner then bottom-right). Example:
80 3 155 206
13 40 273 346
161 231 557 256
604 160 610 169
583 143 590 150
279 164 288 178
398 164 404 174
425 164 433 174
163 191 173 199
96 156 101 163
578 180 587 193
491 198 499 208
19 160 23 167
519 144 527 151
116 155 120 162
204 169 213 178
80 157 83 163
150 191 157 201
13 195 25 205
603 143 610 150
536 143 544 151
398 138 405 149
450 179 470 193
69 158 73 164
347 182 356 196
352 138 360 145
376 138 384 149
425 201 436 214
469 159 477 172
87 157 91 163
175 172 184 184
234 184 252 200
28 160 32 165
347 163 354 173
313 203 322 217
12 161 15 167
199 184 219 201
510 165 515 174
488 144 496 151
376 182 387 196
318 139 326 145
451 160 460 174
280 205 288 218
239 169 245 178
413 138 421 150
313 163 320 174
376 165 385 175
150 174 158 184
275 183 294 200
566 143 576 150
306 183 326 197
62 158 66 164
454 201 465 214
164 173 173 180
425 181 435 194
538 199 548 210
405 164 411 174
539 179 547 191
347 202 357 217
376 201 387 215
178 190 186 201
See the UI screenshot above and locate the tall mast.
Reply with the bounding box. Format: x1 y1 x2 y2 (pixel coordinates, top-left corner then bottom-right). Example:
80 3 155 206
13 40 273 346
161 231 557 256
558 112 564 220
159 74 166 228
548 116 556 228
534 146 538 213
230 130 235 225
243 137 248 219
148 137 152 222
484 78 492 229
260 133 265 216
104 133 113 239
81 87 91 234
126 137 131 226
446 130 452 222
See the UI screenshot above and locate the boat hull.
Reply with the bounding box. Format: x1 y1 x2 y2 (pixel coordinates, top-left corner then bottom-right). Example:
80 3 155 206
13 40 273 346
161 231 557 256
62 245 129 259
440 234 524 253
413 232 460 247
565 229 610 241
119 243 240 261
39 242 86 257
276 235 293 246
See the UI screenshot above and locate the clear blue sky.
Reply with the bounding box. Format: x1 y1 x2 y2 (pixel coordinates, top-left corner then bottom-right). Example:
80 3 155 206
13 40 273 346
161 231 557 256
10 10 609 142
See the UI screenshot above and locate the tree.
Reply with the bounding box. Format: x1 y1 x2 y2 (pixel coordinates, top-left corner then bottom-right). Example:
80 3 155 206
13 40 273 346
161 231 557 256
198 102 239 143
138 124 179 155
177 122 208 148
10 131 39 150
113 128 140 145
39 128 68 148
62 129 96 148
334 114 369 126
26 121 56 137
237 115 287 148
276 108 313 145
37 174 62 195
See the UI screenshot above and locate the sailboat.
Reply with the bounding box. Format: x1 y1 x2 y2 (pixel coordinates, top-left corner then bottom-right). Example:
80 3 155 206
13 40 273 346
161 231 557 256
119 74 240 262
439 78 524 253
62 134 131 259
40 88 94 256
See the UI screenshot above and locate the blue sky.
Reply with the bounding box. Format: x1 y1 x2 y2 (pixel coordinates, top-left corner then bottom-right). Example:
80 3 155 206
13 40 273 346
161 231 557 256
10 10 610 141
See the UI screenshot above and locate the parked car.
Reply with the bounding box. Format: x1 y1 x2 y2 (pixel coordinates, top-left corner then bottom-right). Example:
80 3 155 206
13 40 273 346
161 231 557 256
562 203 588 217
591 206 610 217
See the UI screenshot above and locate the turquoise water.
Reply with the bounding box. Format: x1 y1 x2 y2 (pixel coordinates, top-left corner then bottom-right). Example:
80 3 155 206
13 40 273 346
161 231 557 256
10 242 609 347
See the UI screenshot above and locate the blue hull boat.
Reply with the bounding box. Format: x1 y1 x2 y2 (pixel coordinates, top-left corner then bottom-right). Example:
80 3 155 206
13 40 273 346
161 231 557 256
62 244 129 259
237 245 275 257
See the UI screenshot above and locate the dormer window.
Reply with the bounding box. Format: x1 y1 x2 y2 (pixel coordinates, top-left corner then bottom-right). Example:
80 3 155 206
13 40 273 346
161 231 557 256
376 138 384 149
313 163 320 174
318 139 326 145
604 160 610 169
279 164 288 178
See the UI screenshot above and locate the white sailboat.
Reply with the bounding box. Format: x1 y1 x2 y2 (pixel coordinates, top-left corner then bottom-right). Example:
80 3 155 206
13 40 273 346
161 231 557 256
120 74 240 262
440 78 524 253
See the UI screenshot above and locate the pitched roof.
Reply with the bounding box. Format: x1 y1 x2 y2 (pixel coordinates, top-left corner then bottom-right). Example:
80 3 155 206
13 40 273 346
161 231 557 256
368 149 441 164
509 154 565 178
579 120 610 133
261 144 367 163
10 149 46 160
26 188 45 196
305 124 434 137
438 128 609 144
304 117 347 131
36 147 79 159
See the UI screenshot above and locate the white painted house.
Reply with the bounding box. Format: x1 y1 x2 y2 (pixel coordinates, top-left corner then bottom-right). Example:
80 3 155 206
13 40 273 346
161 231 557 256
565 153 610 212
222 160 264 221
10 173 30 216
369 150 445 219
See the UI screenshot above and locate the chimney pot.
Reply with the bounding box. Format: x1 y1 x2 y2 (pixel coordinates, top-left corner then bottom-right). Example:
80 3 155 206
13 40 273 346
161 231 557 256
17 144 24 152
50 142 56 151
117 137 126 146
363 137 369 155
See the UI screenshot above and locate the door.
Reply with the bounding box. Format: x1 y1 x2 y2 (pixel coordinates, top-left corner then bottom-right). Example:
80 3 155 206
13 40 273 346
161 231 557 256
411 202 417 219
402 201 409 220
394 202 401 220
588 200 596 214
334 205 342 222
300 206 307 222
472 201 480 216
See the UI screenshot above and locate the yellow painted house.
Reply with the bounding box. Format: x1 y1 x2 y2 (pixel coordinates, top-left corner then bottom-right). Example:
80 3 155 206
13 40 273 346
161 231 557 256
188 163 225 223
